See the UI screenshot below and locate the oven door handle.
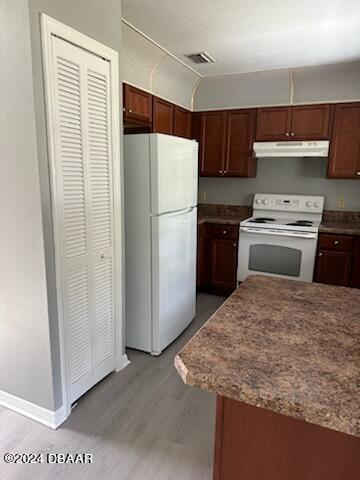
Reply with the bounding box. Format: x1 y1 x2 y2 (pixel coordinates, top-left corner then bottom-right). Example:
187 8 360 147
240 227 317 239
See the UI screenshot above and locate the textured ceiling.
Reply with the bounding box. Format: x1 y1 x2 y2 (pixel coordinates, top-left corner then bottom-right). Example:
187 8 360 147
122 0 360 76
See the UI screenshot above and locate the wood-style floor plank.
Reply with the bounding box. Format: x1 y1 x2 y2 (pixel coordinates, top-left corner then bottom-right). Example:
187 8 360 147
0 293 224 480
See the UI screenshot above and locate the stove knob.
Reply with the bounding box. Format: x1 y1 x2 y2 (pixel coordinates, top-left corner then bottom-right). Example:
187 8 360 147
306 201 313 207
313 202 320 208
262 199 269 205
255 199 262 204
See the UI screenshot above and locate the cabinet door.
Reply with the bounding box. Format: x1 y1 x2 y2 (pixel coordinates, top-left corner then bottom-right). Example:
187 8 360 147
350 238 360 288
152 97 174 134
173 106 192 138
225 110 256 177
197 223 206 288
255 107 291 141
314 250 352 286
210 238 238 291
200 112 226 176
328 103 360 179
123 83 152 125
291 104 331 140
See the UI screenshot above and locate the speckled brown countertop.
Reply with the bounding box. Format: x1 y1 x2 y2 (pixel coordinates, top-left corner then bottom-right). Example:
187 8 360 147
175 275 360 438
197 204 251 226
320 211 360 236
319 222 360 236
197 215 246 225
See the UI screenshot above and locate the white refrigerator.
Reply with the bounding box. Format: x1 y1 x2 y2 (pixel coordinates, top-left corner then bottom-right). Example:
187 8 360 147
123 134 198 355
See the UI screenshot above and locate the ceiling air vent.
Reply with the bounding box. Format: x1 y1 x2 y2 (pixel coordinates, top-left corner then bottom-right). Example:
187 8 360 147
185 52 215 64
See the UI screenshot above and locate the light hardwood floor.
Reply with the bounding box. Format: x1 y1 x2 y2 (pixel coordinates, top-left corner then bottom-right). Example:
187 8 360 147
0 293 225 480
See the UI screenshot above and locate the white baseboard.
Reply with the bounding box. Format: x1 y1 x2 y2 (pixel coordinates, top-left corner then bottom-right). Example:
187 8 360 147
0 389 67 429
116 353 131 372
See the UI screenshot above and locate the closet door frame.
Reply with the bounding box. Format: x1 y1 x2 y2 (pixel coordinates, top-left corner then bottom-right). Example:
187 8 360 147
41 14 126 420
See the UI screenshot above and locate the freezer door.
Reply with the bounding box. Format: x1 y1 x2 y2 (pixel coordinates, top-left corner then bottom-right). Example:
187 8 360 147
150 134 198 215
151 207 197 354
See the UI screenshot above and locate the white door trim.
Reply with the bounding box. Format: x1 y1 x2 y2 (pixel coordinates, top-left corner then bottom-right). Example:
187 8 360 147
41 14 127 421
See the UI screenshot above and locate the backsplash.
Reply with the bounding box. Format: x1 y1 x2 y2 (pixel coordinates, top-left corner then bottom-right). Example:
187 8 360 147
322 210 360 223
198 204 252 218
199 204 360 224
199 157 360 211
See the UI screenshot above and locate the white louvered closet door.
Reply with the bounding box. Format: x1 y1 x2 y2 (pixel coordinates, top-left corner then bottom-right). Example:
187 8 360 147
52 36 115 403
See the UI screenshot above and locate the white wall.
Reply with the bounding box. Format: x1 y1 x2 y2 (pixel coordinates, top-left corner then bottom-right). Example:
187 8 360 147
28 0 124 410
199 158 360 211
0 0 55 410
122 21 200 110
194 61 360 110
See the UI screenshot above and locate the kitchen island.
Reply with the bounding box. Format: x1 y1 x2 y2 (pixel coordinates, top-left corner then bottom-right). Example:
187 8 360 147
175 275 360 480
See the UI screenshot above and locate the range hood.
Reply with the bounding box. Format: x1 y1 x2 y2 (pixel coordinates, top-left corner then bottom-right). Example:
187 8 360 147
253 141 330 158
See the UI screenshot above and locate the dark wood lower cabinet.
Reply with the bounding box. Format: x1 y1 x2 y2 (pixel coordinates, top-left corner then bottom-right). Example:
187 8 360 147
197 223 239 295
214 396 360 480
209 237 238 292
197 223 206 288
314 250 352 286
314 233 359 287
351 237 360 288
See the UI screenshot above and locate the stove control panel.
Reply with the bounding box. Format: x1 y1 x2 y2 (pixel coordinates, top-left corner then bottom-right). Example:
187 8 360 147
253 194 324 213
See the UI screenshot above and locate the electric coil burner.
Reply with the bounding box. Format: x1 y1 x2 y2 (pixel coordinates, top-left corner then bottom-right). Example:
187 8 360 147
249 217 276 223
237 194 324 283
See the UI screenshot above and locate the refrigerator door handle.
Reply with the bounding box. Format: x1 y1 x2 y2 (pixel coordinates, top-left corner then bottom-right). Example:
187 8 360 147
152 207 195 218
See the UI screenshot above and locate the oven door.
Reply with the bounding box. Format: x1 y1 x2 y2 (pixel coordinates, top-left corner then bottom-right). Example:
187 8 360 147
237 227 318 283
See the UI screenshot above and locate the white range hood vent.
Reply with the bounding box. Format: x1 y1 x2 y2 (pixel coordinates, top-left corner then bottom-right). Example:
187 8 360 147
253 140 330 158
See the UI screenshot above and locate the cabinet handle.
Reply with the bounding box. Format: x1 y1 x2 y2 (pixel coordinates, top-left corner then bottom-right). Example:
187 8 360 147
129 109 133 114
334 240 339 245
319 252 323 257
233 243 237 247
219 170 223 174
222 230 227 234
285 132 290 137
290 132 295 137
357 171 360 176
223 170 227 174
123 107 126 112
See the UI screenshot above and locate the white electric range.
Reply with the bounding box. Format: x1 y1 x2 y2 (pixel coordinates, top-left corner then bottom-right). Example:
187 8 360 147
237 194 325 283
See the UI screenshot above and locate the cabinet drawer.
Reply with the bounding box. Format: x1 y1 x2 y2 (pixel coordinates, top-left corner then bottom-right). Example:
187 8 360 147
318 234 353 252
210 224 239 241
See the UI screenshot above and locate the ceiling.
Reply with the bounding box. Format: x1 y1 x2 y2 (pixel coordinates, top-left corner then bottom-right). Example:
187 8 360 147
122 0 360 76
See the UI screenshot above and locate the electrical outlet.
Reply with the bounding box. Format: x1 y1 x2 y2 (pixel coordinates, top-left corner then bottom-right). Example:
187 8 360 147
337 196 345 209
199 191 207 202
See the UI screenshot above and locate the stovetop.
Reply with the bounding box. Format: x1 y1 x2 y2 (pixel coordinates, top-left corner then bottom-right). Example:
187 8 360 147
241 194 325 233
241 216 321 232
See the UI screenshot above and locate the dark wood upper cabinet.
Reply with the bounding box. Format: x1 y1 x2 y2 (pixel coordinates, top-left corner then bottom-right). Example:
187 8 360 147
152 96 174 134
255 107 291 141
200 110 256 177
123 83 152 126
290 104 331 140
173 106 192 138
225 110 256 177
256 104 331 141
327 103 360 179
200 112 226 176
